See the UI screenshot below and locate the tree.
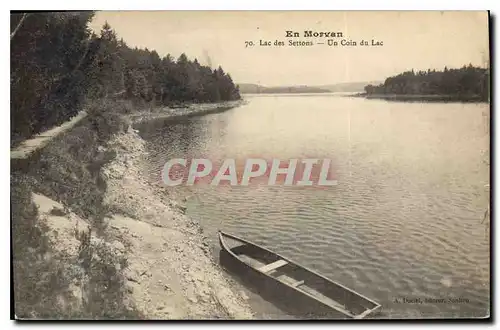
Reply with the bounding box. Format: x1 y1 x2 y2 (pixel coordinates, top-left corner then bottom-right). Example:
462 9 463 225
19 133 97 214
362 65 489 101
11 12 97 144
11 14 242 143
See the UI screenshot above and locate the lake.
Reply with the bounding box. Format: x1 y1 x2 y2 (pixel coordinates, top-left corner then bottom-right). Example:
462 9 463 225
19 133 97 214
137 93 490 319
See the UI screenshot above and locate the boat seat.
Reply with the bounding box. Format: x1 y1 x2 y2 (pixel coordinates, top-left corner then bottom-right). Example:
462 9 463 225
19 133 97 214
276 275 304 287
258 259 288 273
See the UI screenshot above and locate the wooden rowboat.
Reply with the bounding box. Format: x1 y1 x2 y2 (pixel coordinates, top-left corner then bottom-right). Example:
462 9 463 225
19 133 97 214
218 231 381 319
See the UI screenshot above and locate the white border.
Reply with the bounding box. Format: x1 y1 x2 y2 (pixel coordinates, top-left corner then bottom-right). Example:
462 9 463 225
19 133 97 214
3 1 497 330
2 1 497 10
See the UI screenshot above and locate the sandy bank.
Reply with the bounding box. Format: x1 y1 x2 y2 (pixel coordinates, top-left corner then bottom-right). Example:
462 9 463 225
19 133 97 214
98 127 253 319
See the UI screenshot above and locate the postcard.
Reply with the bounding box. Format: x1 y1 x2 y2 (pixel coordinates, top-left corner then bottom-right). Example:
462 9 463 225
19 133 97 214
11 10 490 320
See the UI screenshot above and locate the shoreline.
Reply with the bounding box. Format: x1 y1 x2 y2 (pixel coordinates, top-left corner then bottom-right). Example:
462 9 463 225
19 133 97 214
101 126 254 319
350 93 488 103
12 99 255 319
128 99 247 125
100 99 254 318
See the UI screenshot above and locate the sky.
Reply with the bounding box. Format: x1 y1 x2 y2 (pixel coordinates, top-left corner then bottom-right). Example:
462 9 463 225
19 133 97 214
89 11 489 86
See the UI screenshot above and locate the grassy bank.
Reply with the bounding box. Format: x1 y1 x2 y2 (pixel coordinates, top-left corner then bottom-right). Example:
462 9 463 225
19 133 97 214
11 98 253 319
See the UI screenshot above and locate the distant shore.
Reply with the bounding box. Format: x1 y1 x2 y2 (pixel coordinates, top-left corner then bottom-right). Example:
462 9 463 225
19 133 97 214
351 93 488 103
128 99 246 124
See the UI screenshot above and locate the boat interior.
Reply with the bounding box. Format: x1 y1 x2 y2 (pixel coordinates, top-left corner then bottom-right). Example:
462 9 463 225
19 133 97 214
222 234 380 318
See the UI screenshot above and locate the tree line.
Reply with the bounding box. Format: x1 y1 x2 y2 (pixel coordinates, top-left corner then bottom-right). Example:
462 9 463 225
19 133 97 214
363 65 489 101
11 12 241 144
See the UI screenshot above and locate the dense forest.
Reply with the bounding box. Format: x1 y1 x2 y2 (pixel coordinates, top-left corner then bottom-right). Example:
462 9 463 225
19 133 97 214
11 12 240 144
363 65 489 101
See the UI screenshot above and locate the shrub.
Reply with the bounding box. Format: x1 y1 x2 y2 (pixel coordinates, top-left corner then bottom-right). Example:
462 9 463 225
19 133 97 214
28 99 129 226
12 97 143 318
11 174 75 319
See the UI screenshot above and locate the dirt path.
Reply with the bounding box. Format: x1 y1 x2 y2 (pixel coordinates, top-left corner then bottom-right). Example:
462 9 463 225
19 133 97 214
11 111 88 159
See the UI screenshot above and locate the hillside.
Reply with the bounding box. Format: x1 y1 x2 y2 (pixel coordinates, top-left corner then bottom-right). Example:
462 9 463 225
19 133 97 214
318 81 382 93
238 81 382 94
238 84 330 94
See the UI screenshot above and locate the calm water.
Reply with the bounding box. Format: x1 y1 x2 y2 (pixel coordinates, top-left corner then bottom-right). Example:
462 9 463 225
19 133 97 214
137 94 490 319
